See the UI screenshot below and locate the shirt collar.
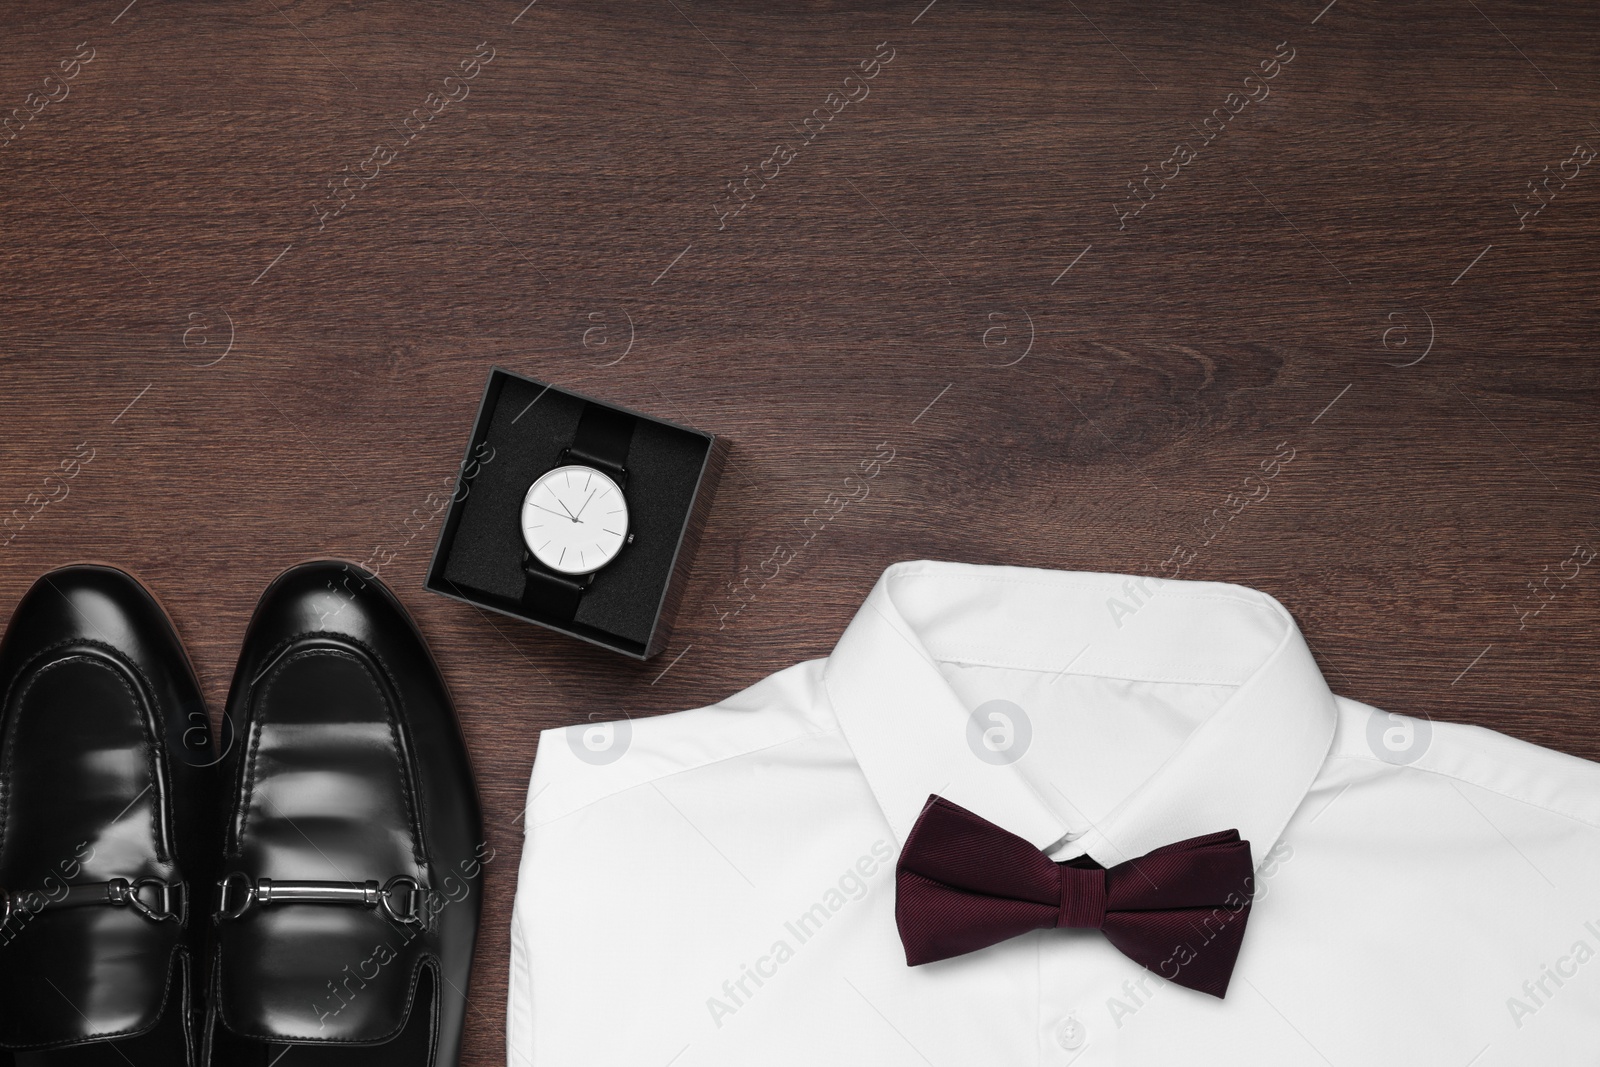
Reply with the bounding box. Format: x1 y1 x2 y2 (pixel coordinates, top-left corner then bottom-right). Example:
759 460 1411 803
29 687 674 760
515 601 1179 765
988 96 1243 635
821 561 1338 869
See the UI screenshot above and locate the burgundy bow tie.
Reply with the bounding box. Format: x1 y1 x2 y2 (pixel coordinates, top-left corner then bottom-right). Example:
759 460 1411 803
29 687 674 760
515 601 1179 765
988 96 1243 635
895 795 1255 998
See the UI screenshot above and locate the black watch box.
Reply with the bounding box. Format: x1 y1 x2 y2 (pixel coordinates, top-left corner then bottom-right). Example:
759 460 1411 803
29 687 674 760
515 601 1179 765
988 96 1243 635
425 367 726 659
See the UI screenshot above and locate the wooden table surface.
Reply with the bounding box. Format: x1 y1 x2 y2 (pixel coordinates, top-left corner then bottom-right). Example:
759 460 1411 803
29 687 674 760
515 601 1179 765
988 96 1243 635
3 1 1597 1062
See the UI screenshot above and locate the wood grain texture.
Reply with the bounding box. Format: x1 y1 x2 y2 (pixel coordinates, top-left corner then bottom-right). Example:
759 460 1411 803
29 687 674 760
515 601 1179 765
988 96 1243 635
2 1 1598 1061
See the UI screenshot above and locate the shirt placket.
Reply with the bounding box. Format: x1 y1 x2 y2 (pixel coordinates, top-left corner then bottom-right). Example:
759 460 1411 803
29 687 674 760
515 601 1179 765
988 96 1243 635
1039 932 1119 1067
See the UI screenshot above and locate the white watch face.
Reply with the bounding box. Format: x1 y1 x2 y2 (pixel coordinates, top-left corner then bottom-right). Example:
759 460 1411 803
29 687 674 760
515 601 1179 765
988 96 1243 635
521 465 629 575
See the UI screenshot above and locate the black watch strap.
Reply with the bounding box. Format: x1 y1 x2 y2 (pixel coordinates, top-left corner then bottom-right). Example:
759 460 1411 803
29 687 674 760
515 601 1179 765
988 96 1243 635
568 402 634 476
521 563 587 623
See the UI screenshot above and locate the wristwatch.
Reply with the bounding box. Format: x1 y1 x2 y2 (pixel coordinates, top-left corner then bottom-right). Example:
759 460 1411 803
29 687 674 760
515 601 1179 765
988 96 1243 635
520 403 635 622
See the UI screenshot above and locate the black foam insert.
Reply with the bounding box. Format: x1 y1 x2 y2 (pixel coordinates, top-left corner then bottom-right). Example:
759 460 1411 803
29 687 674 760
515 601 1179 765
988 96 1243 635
438 374 709 649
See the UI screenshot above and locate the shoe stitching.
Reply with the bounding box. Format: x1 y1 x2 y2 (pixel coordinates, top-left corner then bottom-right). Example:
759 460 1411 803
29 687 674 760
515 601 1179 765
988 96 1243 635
211 944 437 1046
0 939 185 1049
234 640 425 867
0 640 168 865
245 629 428 863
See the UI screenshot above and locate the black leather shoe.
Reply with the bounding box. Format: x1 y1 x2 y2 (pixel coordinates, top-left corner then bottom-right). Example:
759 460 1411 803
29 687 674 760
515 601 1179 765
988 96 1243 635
0 566 216 1066
202 562 484 1066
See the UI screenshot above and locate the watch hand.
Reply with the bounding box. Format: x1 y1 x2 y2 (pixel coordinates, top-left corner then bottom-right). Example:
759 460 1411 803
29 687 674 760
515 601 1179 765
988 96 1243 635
530 503 577 522
573 488 599 523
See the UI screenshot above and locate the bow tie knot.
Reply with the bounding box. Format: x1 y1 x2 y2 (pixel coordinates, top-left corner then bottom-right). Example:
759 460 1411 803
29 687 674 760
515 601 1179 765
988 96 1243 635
895 795 1255 998
1056 866 1107 929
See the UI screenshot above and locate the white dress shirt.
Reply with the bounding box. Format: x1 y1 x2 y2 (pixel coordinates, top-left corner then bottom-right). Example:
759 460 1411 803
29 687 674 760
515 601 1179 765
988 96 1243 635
508 561 1600 1065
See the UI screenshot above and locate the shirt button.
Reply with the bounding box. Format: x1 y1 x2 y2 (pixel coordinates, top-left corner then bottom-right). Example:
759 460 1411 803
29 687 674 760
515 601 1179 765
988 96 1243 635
1056 1016 1087 1051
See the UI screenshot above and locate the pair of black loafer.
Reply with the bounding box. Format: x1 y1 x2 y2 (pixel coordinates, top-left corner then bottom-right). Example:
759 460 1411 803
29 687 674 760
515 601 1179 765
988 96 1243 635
0 562 483 1066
